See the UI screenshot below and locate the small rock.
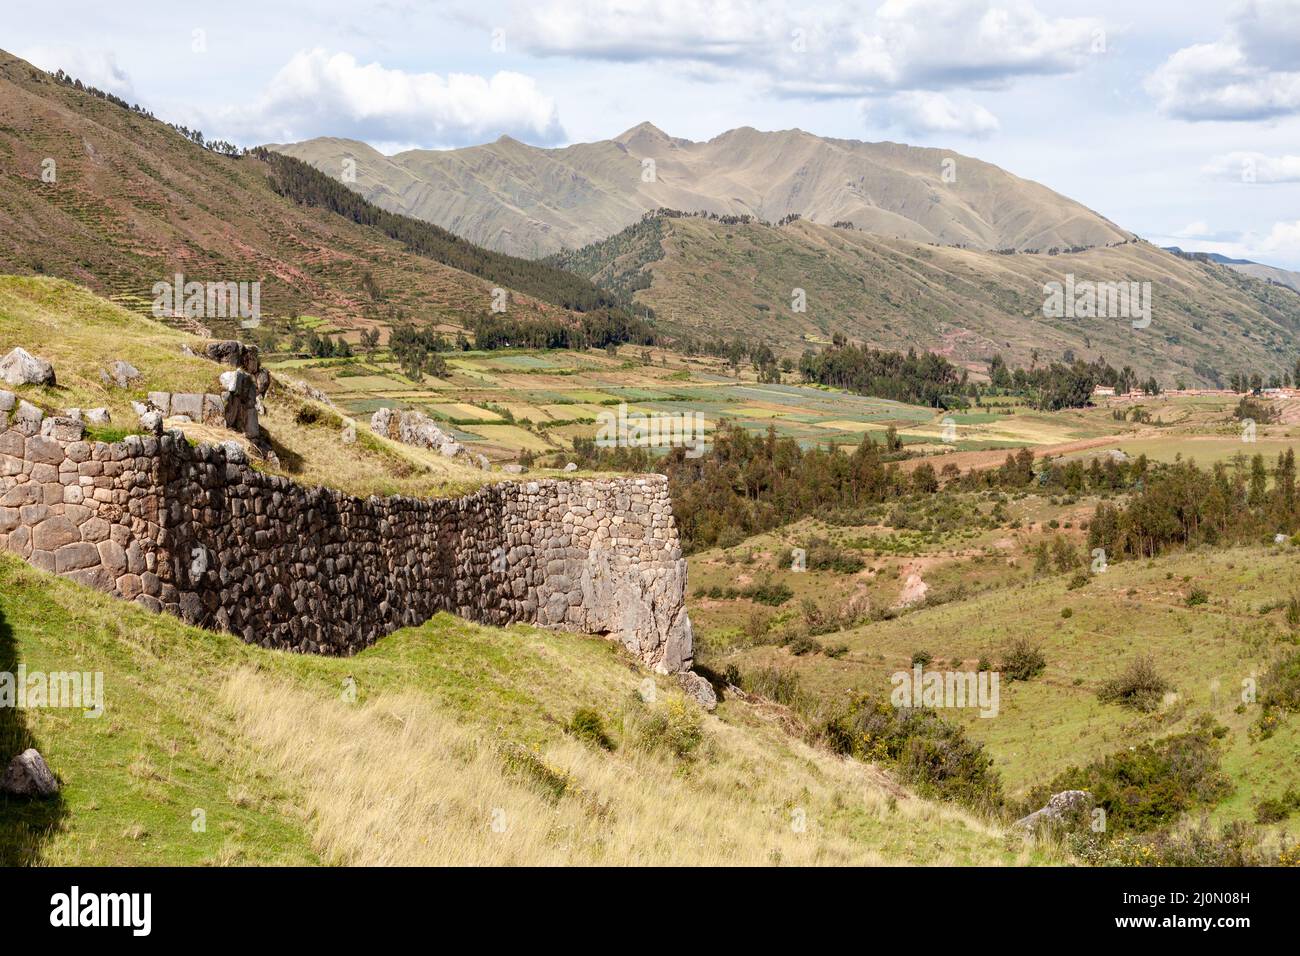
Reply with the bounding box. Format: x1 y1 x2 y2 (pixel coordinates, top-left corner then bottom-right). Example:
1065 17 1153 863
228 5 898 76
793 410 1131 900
1 748 59 797
502 463 528 475
220 440 247 464
677 671 717 711
138 410 164 436
341 423 356 445
0 347 56 386
85 407 111 425
104 360 141 388
0 390 15 412
563 462 578 472
65 407 84 422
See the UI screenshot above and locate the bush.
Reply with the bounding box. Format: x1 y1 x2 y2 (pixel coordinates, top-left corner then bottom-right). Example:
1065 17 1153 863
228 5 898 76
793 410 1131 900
1060 607 1074 619
911 649 933 667
822 695 1003 811
566 707 615 751
633 697 704 760
788 634 823 656
744 581 794 606
1254 788 1300 824
1023 719 1231 834
1000 639 1046 682
1186 587 1209 607
1098 655 1171 712
1256 649 1300 738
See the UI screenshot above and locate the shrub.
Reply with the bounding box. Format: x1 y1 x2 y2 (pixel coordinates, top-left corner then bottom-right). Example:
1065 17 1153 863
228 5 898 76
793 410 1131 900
1254 789 1300 824
1023 719 1231 834
1098 655 1171 712
911 649 933 667
1186 587 1209 607
1060 607 1074 619
566 707 615 751
1255 649 1300 738
822 695 1003 811
788 634 823 656
744 581 794 606
824 643 849 659
1000 639 1046 682
633 696 704 760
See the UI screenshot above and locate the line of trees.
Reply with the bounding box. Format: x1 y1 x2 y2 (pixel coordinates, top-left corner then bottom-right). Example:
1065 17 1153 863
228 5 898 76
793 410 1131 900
798 342 966 408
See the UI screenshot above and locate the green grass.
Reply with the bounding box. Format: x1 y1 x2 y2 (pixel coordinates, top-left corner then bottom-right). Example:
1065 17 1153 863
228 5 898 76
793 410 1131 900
0 552 1033 865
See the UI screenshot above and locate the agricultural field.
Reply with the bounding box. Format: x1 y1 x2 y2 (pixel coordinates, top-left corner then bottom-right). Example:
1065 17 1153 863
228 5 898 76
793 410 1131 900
273 343 1123 464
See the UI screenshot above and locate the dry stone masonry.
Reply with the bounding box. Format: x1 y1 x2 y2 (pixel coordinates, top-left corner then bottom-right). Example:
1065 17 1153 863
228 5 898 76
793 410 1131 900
0 407 693 673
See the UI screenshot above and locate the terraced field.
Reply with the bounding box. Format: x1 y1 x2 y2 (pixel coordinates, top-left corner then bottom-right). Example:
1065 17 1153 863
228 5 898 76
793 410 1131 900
280 344 1117 463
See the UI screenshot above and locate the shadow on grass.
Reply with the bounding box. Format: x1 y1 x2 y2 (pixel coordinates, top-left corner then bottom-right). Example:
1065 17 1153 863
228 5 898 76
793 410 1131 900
0 603 69 865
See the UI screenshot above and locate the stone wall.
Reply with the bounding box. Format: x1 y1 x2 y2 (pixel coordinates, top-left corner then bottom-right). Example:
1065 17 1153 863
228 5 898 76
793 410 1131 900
0 419 693 673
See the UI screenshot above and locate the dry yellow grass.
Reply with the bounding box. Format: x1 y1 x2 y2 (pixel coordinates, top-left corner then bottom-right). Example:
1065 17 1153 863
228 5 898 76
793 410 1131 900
221 668 1036 866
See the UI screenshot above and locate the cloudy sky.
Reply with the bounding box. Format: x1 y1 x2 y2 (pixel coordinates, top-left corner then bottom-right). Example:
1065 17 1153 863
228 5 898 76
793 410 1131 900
8 0 1300 267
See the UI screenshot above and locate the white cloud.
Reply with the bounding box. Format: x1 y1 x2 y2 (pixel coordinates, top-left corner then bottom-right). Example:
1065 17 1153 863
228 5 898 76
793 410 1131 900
1204 151 1300 182
1173 220 1213 238
1146 0 1300 121
872 91 1001 136
510 0 1105 97
19 46 135 99
216 49 564 147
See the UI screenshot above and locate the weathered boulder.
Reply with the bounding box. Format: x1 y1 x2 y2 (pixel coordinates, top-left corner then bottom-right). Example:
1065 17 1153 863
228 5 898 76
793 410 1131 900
1013 790 1093 834
341 423 356 445
85 407 111 425
677 671 718 711
219 371 259 439
205 341 269 396
370 407 474 463
563 462 578 473
502 463 527 475
1 748 59 797
0 348 55 386
0 391 15 412
139 410 164 436
101 360 141 388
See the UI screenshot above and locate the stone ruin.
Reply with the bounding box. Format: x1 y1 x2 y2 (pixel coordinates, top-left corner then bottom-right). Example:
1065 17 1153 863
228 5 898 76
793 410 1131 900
0 406 694 674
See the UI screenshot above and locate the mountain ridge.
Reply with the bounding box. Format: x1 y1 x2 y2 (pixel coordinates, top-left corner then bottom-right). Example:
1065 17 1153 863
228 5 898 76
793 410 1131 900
271 124 1132 259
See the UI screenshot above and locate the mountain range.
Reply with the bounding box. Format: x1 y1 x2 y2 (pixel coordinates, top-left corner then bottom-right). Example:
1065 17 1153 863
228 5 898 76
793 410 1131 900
271 123 1133 259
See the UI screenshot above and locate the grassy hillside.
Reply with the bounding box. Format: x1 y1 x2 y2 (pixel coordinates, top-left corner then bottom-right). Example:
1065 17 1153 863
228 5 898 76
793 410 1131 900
0 552 1042 866
699 532 1300 830
0 50 607 340
0 274 506 495
557 215 1300 386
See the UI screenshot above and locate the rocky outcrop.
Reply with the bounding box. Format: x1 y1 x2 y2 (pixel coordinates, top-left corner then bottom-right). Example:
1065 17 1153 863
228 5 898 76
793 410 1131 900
0 348 55 387
204 340 270 397
0 421 694 673
1013 790 1093 833
1 749 59 797
371 407 490 470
